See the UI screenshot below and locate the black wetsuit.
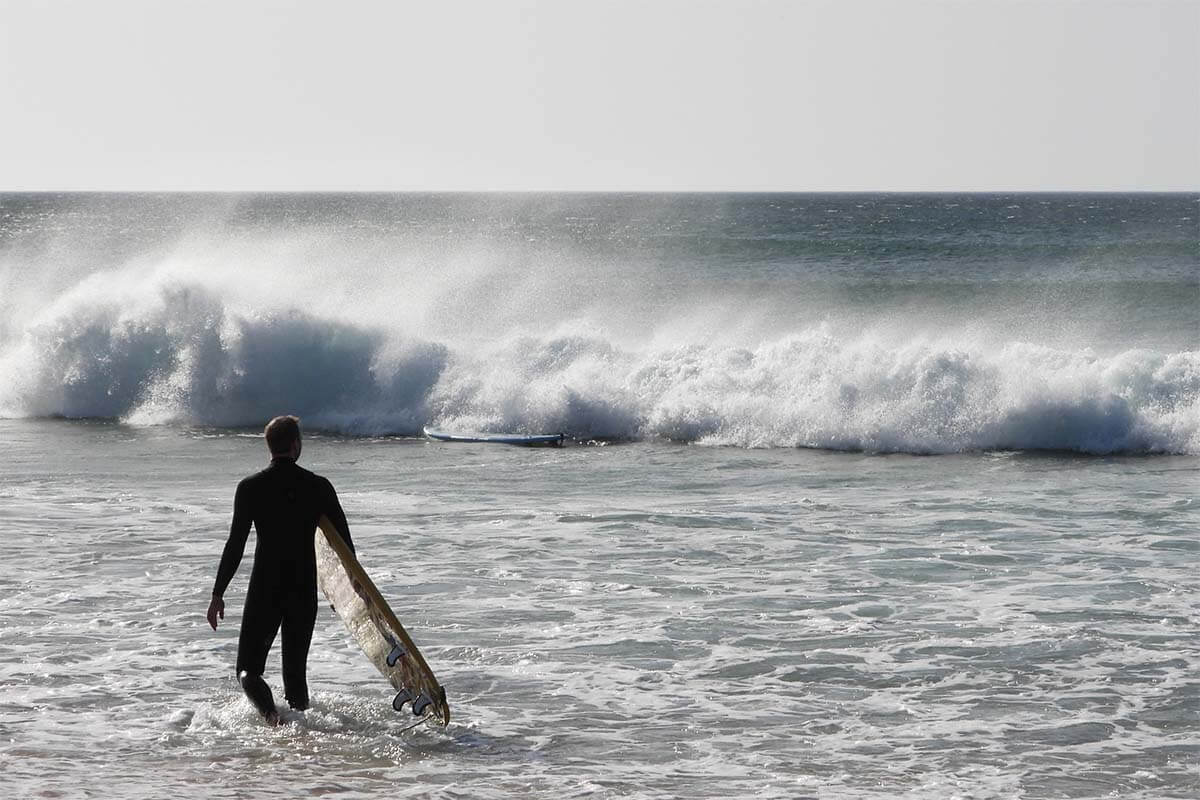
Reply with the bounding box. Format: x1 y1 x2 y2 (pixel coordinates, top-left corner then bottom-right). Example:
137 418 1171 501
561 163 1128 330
212 456 353 715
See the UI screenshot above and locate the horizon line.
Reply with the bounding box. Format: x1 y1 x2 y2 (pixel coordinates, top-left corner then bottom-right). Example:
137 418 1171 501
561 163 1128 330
2 187 1198 195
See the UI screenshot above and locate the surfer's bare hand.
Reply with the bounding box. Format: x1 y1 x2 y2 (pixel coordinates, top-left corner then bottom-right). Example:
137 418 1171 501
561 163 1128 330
207 594 225 630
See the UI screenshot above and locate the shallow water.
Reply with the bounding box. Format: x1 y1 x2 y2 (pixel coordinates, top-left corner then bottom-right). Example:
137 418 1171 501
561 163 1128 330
1 420 1196 798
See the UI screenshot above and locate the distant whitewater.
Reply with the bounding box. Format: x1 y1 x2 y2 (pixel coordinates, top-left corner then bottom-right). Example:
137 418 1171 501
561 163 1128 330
1 192 1197 454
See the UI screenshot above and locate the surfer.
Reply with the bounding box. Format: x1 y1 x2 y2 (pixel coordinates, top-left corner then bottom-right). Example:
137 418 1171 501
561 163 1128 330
206 415 354 725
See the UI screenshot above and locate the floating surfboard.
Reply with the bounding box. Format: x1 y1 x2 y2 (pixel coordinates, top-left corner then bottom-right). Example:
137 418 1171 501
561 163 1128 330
314 516 450 726
423 426 565 447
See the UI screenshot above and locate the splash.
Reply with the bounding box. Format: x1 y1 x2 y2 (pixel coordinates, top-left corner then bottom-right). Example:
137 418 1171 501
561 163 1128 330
2 193 1196 454
1 272 1195 454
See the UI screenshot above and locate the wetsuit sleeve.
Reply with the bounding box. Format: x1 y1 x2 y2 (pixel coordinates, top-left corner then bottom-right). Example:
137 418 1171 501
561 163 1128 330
323 478 355 556
212 481 252 597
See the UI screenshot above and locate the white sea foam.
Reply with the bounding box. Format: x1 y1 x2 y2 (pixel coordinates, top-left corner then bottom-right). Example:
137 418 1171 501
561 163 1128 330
1 195 1196 455
1 402 1197 799
0 268 1195 454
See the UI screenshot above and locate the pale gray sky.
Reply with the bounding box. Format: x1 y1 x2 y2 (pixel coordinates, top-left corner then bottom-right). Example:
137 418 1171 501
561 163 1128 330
1 0 1196 191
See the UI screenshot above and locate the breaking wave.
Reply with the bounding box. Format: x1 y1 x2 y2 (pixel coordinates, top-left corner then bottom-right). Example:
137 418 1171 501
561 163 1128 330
1 278 1195 455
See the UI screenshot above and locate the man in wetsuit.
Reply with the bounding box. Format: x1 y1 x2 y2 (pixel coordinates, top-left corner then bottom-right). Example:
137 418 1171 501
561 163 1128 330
206 415 353 725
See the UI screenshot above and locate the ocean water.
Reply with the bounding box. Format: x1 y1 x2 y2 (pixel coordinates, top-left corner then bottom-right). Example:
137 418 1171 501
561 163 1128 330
0 193 1197 798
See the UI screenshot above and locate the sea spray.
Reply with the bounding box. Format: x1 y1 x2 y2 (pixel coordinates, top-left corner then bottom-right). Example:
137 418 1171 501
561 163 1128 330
2 192 1195 453
1 278 1195 453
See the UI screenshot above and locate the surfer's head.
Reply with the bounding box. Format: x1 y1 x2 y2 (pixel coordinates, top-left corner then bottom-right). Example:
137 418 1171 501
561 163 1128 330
265 415 302 460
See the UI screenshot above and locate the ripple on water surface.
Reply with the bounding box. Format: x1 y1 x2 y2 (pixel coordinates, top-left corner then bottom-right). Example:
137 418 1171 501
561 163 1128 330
0 427 1197 798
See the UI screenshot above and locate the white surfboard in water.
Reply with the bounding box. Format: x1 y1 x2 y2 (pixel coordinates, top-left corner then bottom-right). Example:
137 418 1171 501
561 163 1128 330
423 426 565 446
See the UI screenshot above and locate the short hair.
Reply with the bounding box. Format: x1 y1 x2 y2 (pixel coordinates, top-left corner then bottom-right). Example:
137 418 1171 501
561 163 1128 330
264 415 301 454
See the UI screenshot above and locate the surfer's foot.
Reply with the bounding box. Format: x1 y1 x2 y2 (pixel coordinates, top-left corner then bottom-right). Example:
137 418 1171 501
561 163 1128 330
285 690 309 712
265 710 281 727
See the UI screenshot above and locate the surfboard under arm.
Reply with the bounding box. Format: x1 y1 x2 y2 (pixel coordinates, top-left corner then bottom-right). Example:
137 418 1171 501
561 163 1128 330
316 516 450 725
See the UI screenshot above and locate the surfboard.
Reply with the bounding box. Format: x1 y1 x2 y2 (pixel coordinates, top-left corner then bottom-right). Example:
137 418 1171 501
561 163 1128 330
314 516 450 726
423 426 565 447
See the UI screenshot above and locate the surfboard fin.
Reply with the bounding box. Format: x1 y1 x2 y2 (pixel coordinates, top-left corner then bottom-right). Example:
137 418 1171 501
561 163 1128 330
392 687 438 717
385 642 407 667
411 692 433 716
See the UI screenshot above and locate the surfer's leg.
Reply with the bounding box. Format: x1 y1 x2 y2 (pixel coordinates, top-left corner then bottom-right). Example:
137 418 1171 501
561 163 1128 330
238 671 279 724
236 599 283 721
280 596 318 710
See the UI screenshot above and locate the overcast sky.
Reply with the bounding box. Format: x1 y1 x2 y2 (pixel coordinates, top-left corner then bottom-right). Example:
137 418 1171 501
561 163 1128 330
1 0 1196 191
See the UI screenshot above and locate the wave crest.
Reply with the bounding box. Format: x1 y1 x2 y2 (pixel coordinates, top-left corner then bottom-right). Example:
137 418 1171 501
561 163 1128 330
1 283 1195 454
